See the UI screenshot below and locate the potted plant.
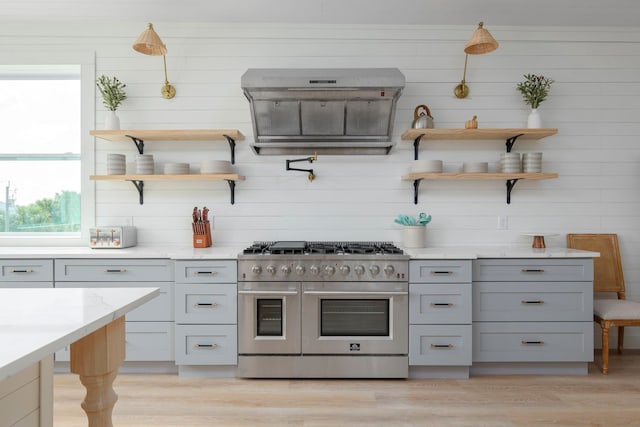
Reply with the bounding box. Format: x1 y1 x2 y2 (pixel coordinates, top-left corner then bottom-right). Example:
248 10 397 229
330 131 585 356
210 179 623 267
394 213 432 248
96 75 127 130
516 74 554 128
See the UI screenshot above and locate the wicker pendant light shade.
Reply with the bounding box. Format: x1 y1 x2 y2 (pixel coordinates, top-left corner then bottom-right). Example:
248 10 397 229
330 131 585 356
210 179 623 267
133 23 167 56
464 22 499 55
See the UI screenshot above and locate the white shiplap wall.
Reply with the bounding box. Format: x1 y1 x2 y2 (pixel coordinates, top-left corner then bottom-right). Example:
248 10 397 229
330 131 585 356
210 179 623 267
2 22 640 346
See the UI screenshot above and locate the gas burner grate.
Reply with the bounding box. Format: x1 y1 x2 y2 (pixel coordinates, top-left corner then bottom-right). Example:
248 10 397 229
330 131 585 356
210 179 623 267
242 241 404 255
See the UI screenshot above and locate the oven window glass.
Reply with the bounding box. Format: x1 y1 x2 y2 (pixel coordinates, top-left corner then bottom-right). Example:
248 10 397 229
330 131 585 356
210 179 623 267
256 299 283 336
320 299 389 336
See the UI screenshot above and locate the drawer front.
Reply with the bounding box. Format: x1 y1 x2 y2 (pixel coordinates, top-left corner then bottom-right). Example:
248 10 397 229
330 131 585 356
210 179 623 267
473 259 593 282
473 282 593 322
473 322 594 362
410 260 472 284
0 259 53 282
54 282 173 321
409 325 472 366
174 260 237 284
1 282 53 288
175 283 237 324
56 322 175 362
174 324 237 365
54 259 174 282
410 283 471 324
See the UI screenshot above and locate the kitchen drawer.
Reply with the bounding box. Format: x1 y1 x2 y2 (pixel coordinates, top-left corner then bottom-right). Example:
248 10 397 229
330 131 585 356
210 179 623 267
1 282 53 288
473 259 593 282
56 322 175 362
54 282 173 321
410 260 472 284
473 322 594 363
410 283 471 324
473 282 593 322
409 324 472 366
0 259 53 282
174 260 237 284
174 324 237 365
54 259 174 282
175 283 237 324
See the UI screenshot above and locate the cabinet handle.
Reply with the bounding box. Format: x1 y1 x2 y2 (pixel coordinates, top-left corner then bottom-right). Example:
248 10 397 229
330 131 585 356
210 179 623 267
11 269 34 273
194 343 219 349
521 269 544 273
430 302 453 307
430 271 453 275
104 268 126 273
521 340 545 346
521 300 544 305
194 271 219 276
430 344 454 349
194 302 219 308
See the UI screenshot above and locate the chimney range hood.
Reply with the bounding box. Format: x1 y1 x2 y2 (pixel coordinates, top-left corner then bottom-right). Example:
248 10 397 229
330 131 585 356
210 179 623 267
241 68 405 155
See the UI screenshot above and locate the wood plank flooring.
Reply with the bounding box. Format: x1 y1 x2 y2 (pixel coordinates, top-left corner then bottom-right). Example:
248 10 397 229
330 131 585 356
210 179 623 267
53 351 640 427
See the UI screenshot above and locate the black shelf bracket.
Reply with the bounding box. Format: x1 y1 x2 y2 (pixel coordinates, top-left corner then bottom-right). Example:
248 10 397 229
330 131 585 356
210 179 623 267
506 179 520 204
412 178 423 204
413 134 425 160
223 134 236 164
125 135 145 155
226 180 236 205
505 134 524 153
129 180 144 205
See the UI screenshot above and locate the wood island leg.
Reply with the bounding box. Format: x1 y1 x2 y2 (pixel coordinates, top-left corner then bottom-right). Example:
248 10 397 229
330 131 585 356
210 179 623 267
70 316 126 427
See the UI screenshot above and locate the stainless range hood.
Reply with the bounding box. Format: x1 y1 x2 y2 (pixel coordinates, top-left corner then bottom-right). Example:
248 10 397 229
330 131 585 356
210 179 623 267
241 68 405 155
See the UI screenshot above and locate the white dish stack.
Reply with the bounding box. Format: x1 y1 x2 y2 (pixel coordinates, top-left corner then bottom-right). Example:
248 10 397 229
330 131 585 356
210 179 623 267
200 160 233 174
410 159 443 173
164 162 190 175
107 153 126 175
463 162 488 173
500 152 522 173
522 152 543 173
135 154 154 174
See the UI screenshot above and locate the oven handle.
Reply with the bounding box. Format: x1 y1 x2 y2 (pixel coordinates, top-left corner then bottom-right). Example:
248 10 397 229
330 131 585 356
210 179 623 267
303 291 408 296
238 290 299 295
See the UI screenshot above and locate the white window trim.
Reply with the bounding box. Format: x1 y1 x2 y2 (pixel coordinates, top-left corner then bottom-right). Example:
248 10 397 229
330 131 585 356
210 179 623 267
0 50 95 247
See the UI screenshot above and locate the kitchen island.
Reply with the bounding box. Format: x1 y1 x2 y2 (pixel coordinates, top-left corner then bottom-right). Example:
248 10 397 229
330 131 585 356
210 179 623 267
0 287 159 426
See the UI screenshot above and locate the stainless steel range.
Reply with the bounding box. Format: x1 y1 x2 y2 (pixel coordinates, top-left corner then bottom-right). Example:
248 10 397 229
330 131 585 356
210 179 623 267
237 241 409 378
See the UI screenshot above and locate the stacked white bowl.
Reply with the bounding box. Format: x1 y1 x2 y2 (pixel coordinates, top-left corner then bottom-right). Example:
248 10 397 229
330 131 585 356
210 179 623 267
522 152 543 173
135 154 155 174
107 153 126 175
410 159 443 173
200 160 233 174
463 161 488 173
500 152 522 173
164 162 190 175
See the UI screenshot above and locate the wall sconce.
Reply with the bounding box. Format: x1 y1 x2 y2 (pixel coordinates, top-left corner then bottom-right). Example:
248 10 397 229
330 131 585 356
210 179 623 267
454 22 499 99
133 23 176 99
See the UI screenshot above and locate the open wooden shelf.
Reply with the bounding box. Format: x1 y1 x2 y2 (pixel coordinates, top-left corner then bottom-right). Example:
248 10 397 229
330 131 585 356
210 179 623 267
401 128 558 142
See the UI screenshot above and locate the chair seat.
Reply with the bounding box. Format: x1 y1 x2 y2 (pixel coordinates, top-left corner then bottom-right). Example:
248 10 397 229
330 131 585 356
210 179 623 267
594 299 640 320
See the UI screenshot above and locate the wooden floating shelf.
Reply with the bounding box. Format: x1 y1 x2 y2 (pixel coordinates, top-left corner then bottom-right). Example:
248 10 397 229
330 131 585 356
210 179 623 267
401 172 558 181
90 129 245 142
401 128 558 141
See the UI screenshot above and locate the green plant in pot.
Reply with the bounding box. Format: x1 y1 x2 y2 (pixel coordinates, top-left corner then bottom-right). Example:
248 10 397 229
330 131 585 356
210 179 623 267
96 75 127 130
516 74 554 128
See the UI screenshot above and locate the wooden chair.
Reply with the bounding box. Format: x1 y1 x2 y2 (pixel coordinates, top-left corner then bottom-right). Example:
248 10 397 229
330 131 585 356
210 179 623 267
566 233 640 374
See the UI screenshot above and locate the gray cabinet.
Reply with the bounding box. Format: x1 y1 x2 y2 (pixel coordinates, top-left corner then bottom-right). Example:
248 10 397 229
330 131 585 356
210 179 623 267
0 259 53 288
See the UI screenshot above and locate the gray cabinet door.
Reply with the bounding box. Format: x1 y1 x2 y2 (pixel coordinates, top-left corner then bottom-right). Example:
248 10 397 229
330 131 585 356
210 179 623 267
473 259 593 282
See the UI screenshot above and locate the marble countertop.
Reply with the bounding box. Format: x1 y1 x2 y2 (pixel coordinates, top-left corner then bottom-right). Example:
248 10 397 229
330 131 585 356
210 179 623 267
403 246 599 259
0 287 159 382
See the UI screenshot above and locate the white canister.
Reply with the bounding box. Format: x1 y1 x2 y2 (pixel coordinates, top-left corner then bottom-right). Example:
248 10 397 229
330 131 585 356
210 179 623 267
402 226 426 248
135 154 155 174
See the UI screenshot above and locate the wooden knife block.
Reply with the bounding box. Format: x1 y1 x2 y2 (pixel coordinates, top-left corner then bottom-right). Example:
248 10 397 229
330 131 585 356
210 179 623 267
193 222 212 248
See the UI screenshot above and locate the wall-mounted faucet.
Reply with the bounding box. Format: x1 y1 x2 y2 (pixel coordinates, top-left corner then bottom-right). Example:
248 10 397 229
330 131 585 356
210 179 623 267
286 153 318 182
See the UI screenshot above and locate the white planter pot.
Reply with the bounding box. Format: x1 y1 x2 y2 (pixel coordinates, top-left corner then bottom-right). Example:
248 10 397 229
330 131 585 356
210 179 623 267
402 226 426 248
527 108 542 128
105 110 120 130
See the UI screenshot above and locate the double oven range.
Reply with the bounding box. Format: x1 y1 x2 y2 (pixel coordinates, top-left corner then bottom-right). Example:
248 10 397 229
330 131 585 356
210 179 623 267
237 241 409 378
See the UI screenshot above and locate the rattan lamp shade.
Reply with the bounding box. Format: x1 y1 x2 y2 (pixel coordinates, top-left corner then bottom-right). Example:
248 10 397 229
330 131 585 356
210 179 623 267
133 23 167 56
464 22 499 54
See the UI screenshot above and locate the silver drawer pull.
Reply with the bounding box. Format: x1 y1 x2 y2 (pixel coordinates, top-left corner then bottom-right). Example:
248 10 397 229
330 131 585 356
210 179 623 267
430 302 453 307
11 269 34 273
521 340 545 346
430 344 454 349
430 271 453 275
194 302 219 308
521 300 544 305
194 271 219 276
104 268 126 273
521 269 544 273
194 343 218 349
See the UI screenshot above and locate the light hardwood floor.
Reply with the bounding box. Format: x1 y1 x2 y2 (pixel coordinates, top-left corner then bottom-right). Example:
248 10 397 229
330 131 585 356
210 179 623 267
54 351 640 427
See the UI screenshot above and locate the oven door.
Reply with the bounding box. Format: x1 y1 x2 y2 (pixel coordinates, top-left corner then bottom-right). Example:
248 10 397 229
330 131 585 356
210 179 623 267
301 282 408 355
238 282 301 354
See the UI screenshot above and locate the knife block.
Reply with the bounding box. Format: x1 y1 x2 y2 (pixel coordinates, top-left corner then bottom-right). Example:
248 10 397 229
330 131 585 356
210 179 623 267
193 221 212 248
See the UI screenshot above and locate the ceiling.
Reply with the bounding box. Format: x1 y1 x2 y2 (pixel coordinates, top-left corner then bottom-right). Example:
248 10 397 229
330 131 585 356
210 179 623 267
0 0 639 27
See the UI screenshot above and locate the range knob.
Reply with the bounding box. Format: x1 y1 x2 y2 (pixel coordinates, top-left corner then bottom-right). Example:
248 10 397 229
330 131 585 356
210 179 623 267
383 265 395 276
339 265 351 276
295 265 305 276
251 265 262 275
354 265 365 275
281 265 291 275
325 265 336 276
266 265 277 275
369 265 381 275
309 265 320 276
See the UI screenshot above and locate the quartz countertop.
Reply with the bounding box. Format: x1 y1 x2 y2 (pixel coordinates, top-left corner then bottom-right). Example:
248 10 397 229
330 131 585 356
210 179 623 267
402 246 599 259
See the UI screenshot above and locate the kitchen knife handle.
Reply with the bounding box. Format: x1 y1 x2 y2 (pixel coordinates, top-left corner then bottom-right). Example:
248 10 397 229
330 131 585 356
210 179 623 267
104 268 126 273
194 302 219 308
521 269 545 273
430 302 454 307
521 340 545 346
430 271 453 275
194 271 219 276
11 269 34 273
521 300 544 305
194 343 219 349
430 344 454 349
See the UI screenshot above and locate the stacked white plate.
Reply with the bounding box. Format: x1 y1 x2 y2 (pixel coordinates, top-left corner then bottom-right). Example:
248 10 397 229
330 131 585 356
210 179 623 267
107 153 126 175
522 152 542 173
463 161 488 173
410 159 443 173
164 162 190 175
135 154 155 174
500 152 521 173
201 160 233 174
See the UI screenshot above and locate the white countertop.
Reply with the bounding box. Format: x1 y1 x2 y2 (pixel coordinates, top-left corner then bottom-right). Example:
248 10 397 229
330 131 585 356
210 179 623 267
0 287 159 382
403 246 599 259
